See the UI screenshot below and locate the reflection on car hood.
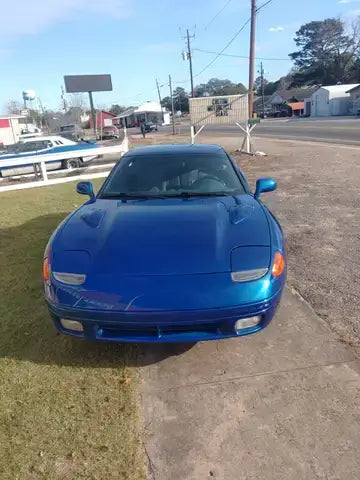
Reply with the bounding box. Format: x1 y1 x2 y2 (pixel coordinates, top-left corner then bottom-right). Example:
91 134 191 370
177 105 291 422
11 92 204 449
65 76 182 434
55 195 270 275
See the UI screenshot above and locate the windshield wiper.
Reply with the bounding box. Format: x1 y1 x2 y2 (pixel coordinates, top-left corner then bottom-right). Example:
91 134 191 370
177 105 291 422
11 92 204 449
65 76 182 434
101 192 167 199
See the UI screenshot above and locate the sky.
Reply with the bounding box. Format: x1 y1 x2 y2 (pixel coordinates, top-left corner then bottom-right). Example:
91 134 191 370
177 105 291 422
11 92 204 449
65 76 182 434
1 0 360 112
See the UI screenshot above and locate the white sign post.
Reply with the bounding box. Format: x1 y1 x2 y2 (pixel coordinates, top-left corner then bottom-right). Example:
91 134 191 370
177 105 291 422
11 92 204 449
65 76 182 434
189 94 256 154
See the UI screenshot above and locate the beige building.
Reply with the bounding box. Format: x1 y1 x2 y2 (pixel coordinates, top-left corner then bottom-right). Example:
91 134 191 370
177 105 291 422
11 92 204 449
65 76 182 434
0 115 25 145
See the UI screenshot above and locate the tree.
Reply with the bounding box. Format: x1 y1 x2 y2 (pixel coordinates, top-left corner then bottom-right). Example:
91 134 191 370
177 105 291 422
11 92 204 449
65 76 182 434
5 99 44 126
254 76 269 95
194 78 247 97
161 87 189 113
68 93 87 110
172 87 189 112
109 104 126 116
6 100 22 114
289 18 360 85
160 96 172 112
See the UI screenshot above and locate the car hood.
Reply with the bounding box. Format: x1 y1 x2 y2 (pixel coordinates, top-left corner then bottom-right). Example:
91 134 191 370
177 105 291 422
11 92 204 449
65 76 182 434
54 195 270 275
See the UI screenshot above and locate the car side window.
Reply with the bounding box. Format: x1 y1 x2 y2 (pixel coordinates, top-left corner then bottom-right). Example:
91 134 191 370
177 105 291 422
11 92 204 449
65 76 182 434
21 142 39 152
31 141 51 150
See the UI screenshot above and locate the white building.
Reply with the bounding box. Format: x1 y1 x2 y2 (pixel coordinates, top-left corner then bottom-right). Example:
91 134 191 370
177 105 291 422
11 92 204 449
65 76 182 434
0 115 26 146
345 85 360 115
115 101 170 127
311 84 360 116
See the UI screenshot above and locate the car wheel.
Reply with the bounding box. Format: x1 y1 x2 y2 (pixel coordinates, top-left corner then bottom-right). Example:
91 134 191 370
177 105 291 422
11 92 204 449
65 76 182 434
62 158 80 170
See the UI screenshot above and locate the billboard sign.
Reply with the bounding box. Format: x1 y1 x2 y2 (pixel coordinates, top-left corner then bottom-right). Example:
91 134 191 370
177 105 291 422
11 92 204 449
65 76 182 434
189 94 248 126
64 74 112 93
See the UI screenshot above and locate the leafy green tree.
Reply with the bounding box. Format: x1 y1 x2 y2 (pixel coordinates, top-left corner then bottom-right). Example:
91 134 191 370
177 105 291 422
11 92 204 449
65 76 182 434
289 18 360 85
254 76 269 95
161 87 189 113
194 78 247 97
160 96 172 112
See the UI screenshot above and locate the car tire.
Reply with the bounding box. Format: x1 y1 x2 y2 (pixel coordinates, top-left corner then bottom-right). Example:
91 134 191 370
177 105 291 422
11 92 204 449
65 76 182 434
62 158 81 170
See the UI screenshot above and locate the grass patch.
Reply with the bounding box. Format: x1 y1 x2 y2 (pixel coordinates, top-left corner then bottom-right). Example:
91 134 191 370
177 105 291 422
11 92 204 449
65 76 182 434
0 181 145 479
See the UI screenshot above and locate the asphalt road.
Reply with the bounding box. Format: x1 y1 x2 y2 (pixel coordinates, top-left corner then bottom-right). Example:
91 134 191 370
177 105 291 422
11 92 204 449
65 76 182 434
162 117 360 146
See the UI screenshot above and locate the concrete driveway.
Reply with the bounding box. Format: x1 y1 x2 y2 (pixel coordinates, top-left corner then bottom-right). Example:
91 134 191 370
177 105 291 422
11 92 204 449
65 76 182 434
140 288 360 480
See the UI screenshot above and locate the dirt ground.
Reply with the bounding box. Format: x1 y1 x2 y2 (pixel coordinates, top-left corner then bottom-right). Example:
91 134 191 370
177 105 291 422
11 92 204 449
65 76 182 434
234 139 360 357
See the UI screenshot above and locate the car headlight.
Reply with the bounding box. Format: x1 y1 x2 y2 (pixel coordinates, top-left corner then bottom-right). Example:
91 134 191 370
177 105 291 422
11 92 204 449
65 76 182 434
53 272 86 285
231 268 268 282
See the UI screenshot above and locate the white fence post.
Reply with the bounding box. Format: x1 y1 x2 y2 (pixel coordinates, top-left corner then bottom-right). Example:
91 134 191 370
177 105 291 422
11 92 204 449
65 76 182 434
190 125 205 145
191 125 195 145
39 160 48 181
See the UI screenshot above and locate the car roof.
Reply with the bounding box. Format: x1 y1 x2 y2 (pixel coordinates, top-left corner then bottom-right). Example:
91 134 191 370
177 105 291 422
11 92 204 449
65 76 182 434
125 144 225 157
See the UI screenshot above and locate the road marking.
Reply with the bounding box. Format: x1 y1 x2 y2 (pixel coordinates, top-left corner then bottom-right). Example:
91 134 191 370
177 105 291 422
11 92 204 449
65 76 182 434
258 124 360 130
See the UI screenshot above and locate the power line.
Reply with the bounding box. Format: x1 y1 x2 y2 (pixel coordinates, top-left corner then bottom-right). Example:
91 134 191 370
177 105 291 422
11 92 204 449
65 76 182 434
257 0 274 12
204 0 233 30
192 0 278 80
194 17 251 78
193 48 288 61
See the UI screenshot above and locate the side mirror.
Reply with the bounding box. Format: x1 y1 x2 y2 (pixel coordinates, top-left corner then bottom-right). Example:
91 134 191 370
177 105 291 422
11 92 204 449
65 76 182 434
77 181 95 201
254 177 277 199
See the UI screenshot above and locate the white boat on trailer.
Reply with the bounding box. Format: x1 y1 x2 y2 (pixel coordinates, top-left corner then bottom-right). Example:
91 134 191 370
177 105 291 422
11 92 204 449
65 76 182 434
0 136 100 177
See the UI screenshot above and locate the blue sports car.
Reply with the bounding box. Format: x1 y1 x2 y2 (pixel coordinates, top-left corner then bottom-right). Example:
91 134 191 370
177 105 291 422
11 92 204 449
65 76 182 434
43 144 286 343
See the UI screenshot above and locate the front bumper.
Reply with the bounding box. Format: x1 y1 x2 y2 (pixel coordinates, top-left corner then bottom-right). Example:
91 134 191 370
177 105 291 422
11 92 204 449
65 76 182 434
47 292 282 343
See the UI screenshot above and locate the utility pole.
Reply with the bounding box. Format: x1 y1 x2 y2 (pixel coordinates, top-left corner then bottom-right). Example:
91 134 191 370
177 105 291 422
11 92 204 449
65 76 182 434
186 29 195 98
88 92 97 139
260 61 265 118
169 75 176 135
248 0 257 119
156 78 165 124
61 86 67 112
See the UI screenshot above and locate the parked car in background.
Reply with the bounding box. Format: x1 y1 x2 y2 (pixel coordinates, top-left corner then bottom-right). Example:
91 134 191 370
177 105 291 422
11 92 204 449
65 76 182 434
59 124 84 141
98 126 120 140
270 110 291 118
144 122 158 132
43 144 286 343
19 126 42 140
0 136 99 177
19 132 42 140
20 125 41 135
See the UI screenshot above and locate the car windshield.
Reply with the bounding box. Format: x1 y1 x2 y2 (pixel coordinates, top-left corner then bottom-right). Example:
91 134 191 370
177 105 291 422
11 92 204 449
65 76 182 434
2 141 51 154
60 125 75 132
100 152 245 198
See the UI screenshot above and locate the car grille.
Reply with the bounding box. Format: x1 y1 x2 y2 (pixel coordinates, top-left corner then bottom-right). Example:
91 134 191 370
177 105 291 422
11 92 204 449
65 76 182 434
99 321 226 339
